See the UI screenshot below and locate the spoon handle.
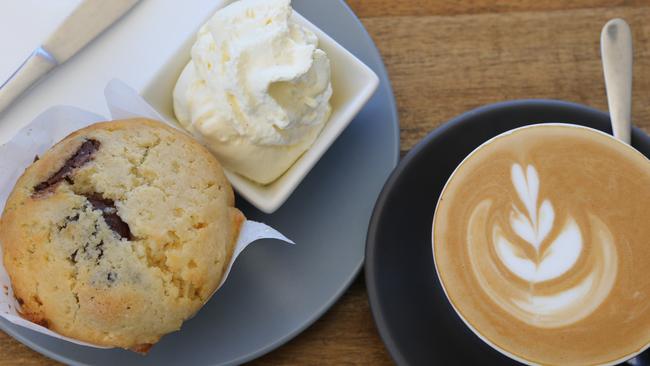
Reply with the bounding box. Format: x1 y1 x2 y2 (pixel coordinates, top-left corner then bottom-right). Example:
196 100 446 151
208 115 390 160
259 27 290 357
601 18 633 145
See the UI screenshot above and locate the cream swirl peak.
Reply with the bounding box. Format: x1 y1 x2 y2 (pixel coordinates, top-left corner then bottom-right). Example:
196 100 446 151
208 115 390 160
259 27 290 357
173 0 332 184
468 163 617 328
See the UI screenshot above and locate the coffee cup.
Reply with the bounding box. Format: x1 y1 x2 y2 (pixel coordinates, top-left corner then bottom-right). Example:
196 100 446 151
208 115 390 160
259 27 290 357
432 123 650 365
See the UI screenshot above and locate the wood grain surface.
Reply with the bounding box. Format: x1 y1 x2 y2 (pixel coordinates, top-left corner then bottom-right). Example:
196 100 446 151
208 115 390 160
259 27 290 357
3 1 650 365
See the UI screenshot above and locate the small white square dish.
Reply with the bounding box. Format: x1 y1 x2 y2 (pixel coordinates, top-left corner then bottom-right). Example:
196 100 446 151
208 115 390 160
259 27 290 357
141 10 379 214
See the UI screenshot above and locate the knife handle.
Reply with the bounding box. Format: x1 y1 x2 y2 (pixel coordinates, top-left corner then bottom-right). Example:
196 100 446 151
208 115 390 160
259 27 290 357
0 47 58 114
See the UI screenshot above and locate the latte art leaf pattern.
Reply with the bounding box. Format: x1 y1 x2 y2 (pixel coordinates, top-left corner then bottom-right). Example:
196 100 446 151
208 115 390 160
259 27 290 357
466 163 618 328
501 164 582 283
510 164 553 250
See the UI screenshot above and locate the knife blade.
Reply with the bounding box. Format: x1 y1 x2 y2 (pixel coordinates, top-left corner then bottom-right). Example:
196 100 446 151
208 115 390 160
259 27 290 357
0 0 140 114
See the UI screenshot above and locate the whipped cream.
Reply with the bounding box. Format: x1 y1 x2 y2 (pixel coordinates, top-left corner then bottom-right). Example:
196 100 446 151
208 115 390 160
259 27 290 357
173 0 332 184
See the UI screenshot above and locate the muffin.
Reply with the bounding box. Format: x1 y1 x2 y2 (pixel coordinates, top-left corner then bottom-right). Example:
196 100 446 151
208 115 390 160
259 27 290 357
0 119 244 352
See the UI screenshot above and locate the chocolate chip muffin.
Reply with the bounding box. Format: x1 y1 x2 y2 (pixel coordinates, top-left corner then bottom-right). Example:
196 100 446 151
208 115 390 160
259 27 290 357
0 119 244 352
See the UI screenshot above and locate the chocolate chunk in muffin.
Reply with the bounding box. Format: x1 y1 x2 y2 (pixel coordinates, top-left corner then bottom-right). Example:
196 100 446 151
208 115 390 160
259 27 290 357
33 139 100 194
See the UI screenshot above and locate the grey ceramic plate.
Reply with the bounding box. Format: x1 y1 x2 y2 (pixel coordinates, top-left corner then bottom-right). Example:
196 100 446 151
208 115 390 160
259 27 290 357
0 1 399 365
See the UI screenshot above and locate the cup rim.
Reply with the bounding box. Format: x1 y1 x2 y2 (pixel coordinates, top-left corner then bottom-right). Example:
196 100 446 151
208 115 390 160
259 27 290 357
430 122 650 366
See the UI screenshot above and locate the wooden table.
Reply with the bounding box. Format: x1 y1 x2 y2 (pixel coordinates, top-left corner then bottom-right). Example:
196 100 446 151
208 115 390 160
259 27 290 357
3 1 650 364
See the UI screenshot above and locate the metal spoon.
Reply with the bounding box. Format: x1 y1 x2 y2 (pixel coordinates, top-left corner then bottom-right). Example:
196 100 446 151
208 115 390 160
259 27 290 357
602 19 645 366
601 18 633 145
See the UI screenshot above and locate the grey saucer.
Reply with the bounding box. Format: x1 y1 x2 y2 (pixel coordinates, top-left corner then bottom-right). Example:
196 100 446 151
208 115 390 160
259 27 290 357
366 100 650 365
0 1 400 365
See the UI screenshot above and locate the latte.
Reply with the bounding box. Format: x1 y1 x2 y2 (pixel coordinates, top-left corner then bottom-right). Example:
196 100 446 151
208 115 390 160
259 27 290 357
433 124 650 365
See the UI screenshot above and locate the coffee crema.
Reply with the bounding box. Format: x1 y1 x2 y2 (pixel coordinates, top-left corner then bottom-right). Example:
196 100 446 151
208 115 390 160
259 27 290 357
433 125 650 366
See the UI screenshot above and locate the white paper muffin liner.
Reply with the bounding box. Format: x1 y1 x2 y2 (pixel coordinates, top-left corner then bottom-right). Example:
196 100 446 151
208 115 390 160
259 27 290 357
0 79 293 348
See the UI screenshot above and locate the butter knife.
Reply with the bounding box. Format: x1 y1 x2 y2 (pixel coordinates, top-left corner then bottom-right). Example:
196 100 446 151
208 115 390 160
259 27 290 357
0 0 140 114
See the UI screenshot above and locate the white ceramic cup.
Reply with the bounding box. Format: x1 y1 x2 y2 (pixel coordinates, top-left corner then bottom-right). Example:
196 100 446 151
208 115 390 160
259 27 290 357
431 123 650 366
